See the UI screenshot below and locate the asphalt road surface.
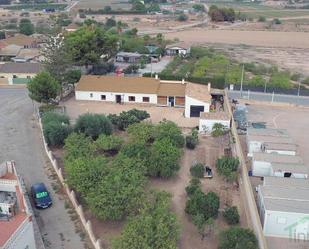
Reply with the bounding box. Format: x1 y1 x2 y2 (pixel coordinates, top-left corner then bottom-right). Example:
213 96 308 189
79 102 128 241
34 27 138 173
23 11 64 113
0 87 85 249
228 90 309 106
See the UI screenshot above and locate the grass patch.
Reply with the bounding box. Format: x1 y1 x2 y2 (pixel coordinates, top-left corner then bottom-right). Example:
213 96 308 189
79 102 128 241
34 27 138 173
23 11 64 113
4 3 67 10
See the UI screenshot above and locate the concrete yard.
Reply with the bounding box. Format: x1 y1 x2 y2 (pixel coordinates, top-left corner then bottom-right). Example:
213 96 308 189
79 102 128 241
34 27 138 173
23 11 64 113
64 97 199 128
0 87 87 249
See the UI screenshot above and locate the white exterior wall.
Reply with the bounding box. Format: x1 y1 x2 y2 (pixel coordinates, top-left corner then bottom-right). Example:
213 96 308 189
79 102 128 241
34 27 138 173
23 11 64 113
75 91 157 104
184 95 210 118
271 169 308 179
252 161 272 177
199 119 230 133
3 220 36 249
247 141 263 157
265 149 296 156
263 210 309 240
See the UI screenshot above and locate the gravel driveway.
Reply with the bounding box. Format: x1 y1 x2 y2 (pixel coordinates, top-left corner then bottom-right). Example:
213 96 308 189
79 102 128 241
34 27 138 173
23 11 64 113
0 87 86 249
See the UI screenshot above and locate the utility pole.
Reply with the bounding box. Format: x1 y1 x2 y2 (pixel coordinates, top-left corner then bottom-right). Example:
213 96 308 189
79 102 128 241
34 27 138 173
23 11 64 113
240 64 244 97
297 80 301 97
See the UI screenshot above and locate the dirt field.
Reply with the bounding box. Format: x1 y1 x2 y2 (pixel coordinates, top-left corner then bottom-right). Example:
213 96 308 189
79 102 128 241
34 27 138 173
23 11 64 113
64 98 199 128
75 0 131 10
165 29 309 49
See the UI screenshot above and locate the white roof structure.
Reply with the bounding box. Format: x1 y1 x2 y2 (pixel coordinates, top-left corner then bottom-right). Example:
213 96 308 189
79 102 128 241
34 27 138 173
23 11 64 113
259 185 309 213
247 128 289 137
247 134 294 145
263 177 309 189
263 143 297 152
253 152 303 164
271 162 308 174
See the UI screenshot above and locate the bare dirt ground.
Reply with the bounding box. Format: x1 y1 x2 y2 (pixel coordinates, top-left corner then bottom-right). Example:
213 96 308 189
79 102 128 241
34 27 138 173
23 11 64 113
64 98 199 128
151 135 248 249
165 28 309 49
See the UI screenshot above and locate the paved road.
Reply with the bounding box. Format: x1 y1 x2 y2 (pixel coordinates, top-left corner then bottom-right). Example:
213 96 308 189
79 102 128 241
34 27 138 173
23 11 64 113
228 90 309 106
0 87 85 249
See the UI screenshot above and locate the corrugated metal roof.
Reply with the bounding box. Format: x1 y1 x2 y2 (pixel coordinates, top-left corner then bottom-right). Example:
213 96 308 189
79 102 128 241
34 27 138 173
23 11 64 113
253 152 303 164
247 128 289 137
247 134 294 145
263 177 309 189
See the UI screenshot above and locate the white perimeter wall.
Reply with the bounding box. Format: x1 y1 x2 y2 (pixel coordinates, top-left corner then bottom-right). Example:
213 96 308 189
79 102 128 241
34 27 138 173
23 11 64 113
199 119 230 133
271 169 308 179
263 210 309 240
5 221 36 249
265 149 296 156
247 141 263 157
184 95 210 118
76 91 157 104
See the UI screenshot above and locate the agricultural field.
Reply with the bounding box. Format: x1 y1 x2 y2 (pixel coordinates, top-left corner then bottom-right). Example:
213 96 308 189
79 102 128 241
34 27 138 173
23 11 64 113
74 0 131 11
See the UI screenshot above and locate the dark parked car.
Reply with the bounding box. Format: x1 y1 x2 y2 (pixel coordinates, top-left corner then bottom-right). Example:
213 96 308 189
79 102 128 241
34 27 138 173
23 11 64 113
204 166 213 178
31 183 52 209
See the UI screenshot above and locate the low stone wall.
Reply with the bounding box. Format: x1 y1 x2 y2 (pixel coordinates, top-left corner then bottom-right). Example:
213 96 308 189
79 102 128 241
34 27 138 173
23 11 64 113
38 116 102 249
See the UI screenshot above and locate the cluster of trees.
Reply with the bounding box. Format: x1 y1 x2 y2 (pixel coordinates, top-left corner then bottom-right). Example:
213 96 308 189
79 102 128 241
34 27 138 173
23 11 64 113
185 178 220 238
60 113 183 247
208 5 236 22
185 128 199 149
219 227 258 249
19 18 34 35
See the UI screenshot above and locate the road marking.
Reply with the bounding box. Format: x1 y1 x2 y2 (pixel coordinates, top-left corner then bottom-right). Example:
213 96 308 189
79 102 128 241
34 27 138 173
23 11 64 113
272 113 283 128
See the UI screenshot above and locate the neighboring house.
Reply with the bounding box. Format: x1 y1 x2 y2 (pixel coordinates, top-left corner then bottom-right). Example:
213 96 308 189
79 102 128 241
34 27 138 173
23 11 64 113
252 152 307 178
247 134 295 157
0 62 42 84
257 179 309 240
0 45 22 61
75 75 211 118
0 34 40 49
165 42 191 56
64 23 79 32
12 49 41 63
199 112 231 133
115 52 142 63
0 161 37 249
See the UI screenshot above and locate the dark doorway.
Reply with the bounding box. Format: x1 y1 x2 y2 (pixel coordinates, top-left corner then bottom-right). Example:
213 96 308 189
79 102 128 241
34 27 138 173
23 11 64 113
284 172 292 178
168 96 175 107
115 95 122 104
190 105 204 117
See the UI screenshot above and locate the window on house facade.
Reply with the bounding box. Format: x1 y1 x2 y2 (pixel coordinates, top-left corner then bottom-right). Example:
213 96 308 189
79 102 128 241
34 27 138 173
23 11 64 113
90 93 93 98
101 95 106 100
129 96 135 102
143 97 150 102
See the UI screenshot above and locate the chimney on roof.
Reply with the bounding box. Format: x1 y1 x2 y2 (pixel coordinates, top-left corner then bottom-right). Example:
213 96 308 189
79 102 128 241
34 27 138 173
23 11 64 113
182 78 185 84
208 82 211 92
155 74 158 80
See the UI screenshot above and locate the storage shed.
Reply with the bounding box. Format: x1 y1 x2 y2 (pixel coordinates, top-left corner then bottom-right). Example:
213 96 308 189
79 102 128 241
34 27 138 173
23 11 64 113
252 152 304 177
199 112 231 133
257 183 309 239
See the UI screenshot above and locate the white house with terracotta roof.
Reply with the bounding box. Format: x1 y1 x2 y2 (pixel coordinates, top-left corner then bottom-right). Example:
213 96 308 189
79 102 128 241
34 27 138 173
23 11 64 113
0 161 36 249
75 76 212 118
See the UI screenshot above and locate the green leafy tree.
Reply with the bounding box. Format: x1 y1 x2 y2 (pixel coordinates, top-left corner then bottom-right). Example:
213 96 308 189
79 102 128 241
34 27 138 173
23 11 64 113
113 191 179 249
211 123 227 137
64 26 118 66
223 206 240 225
269 72 291 88
42 112 70 125
185 178 201 196
192 4 205 12
127 122 155 143
75 113 112 139
43 121 71 146
95 134 123 153
86 156 146 220
186 135 197 149
108 109 149 130
64 69 81 86
120 142 151 165
177 13 188 22
19 18 34 35
148 138 181 177
219 227 258 249
216 156 239 182
190 163 204 178
64 133 96 163
65 156 108 195
154 120 184 148
27 71 60 103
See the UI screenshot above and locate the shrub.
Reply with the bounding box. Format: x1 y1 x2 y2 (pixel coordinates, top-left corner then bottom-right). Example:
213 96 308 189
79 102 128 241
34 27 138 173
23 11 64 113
185 178 201 196
211 123 227 137
190 163 204 178
216 156 239 182
43 121 71 146
148 138 181 178
186 135 197 149
219 227 258 249
127 122 155 143
123 64 139 74
272 18 281 25
154 120 184 148
42 112 69 125
177 13 188 22
75 113 112 139
95 134 123 152
258 16 266 22
223 206 240 225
